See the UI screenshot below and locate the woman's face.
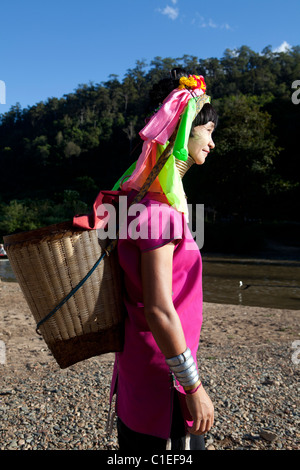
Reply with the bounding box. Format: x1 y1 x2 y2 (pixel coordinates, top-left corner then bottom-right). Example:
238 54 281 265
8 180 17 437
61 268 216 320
188 122 215 165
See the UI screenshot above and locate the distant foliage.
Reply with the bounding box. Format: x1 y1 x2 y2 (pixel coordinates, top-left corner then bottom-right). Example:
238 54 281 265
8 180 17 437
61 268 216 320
0 46 299 238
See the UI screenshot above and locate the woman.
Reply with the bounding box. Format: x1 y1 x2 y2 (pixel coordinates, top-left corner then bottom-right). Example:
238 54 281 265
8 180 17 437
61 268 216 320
110 69 218 451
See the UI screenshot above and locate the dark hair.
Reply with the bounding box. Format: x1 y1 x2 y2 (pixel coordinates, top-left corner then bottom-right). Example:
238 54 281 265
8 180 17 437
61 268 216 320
169 67 188 80
149 68 218 131
192 102 218 131
149 67 188 110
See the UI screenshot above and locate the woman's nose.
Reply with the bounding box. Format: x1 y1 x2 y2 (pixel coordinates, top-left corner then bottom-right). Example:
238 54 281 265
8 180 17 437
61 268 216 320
209 137 215 149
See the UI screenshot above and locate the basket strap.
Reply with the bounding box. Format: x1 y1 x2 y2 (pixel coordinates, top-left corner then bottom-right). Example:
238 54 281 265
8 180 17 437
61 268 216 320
36 251 107 334
35 130 178 334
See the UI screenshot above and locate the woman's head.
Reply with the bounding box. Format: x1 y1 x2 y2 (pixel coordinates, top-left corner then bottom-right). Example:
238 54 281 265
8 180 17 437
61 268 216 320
119 68 217 212
149 68 218 135
148 68 218 165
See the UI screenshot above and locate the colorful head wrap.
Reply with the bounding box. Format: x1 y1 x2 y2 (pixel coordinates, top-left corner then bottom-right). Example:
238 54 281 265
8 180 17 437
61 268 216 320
113 75 211 215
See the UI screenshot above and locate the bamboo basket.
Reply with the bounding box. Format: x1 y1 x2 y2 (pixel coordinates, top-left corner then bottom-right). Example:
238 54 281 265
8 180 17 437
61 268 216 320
3 221 126 369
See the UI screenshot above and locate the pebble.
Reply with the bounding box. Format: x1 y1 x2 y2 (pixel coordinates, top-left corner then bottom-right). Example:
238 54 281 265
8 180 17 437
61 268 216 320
260 430 278 442
0 343 299 450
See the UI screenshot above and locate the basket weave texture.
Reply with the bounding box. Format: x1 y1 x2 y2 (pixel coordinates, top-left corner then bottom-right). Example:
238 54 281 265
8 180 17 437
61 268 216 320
3 221 125 368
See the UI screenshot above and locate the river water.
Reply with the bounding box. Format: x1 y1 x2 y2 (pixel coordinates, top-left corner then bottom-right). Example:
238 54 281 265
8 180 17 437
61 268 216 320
202 255 300 310
1 256 300 310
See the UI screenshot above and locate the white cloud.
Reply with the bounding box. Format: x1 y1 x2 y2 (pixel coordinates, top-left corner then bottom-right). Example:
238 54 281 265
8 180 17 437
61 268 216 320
193 13 232 30
208 19 217 28
192 13 206 28
170 0 178 4
273 41 291 53
159 5 179 20
221 23 232 31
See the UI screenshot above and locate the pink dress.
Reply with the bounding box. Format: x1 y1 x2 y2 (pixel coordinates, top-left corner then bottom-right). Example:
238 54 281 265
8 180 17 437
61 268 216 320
110 193 203 440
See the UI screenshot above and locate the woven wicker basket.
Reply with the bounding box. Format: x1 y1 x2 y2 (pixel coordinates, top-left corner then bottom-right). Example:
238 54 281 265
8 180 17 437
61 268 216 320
3 221 125 368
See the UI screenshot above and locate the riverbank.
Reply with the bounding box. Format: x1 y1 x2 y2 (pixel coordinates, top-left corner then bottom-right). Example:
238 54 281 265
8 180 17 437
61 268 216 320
0 281 299 450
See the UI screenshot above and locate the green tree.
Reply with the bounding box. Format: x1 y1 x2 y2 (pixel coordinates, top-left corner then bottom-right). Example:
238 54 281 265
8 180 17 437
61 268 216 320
1 200 38 233
0 46 299 228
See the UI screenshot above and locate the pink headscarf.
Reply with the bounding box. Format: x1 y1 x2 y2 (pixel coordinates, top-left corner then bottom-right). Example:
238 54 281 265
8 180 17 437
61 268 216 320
139 87 203 144
122 86 204 194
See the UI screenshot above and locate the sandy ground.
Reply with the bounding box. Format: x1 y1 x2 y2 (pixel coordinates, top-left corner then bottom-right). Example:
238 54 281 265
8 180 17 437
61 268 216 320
1 280 300 451
0 279 299 372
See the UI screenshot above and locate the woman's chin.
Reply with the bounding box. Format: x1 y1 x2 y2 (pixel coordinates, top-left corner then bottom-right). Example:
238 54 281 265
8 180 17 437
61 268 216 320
195 157 206 165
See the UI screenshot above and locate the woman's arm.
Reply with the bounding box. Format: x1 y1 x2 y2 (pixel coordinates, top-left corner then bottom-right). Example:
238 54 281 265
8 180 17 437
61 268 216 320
141 242 187 357
141 242 214 435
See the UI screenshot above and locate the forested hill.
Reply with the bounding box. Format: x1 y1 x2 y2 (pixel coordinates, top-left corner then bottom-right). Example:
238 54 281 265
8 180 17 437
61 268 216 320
0 45 300 253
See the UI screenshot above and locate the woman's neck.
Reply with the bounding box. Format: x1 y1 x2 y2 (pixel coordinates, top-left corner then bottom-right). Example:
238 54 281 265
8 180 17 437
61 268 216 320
175 155 195 178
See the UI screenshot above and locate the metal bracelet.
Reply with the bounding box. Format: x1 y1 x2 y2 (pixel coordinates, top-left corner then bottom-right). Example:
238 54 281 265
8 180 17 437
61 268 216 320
177 369 199 386
172 362 198 378
165 348 192 367
168 355 194 373
166 348 200 388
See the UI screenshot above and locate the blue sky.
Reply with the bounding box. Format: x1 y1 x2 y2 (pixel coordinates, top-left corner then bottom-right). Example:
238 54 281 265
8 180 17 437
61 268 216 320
0 0 299 114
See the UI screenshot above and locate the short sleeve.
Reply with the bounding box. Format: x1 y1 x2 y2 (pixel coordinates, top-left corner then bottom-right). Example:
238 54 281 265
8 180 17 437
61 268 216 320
126 200 184 252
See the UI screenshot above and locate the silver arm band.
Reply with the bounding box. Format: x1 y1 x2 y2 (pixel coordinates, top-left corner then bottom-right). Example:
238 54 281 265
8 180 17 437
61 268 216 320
165 348 199 388
172 362 197 378
168 355 194 373
177 369 199 386
165 348 192 367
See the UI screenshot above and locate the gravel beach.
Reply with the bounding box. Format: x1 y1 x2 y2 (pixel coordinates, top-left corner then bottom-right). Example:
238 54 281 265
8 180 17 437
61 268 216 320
0 280 299 451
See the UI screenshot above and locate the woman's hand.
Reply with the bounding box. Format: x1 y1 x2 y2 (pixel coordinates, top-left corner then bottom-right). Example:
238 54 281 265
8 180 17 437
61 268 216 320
185 385 214 435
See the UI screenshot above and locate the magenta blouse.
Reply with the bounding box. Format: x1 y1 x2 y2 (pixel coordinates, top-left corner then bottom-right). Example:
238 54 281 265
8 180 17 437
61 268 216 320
110 194 203 440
